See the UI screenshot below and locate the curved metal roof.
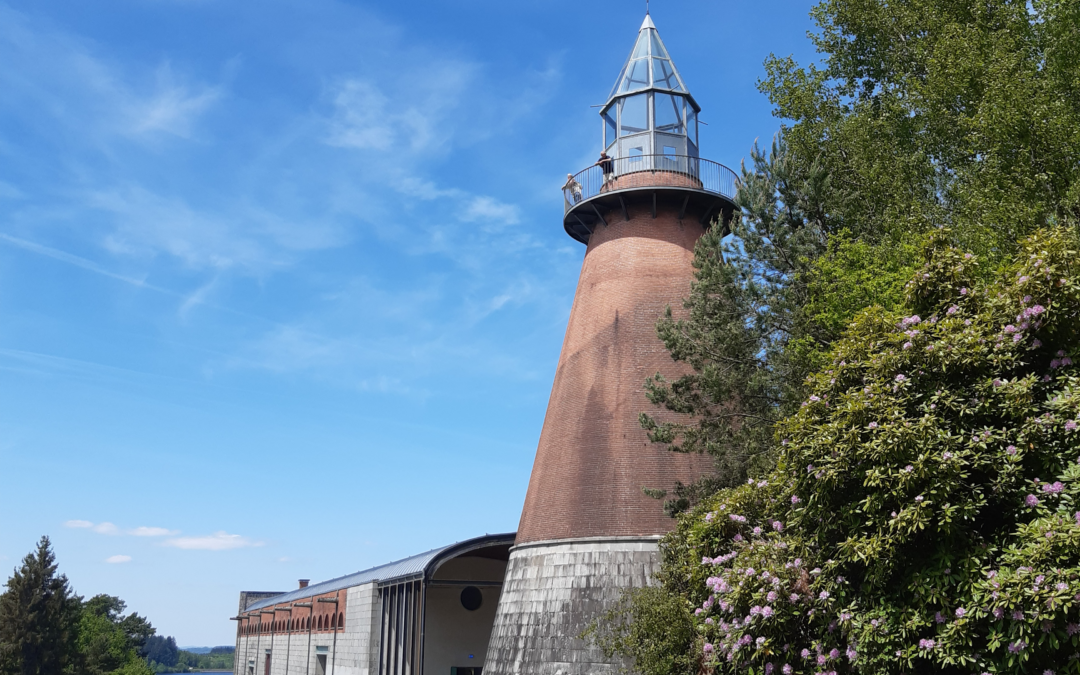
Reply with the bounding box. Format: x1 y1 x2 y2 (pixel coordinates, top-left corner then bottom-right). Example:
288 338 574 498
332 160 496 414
243 532 515 614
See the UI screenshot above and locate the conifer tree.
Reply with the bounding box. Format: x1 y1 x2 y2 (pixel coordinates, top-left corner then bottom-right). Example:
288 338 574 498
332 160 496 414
0 537 80 675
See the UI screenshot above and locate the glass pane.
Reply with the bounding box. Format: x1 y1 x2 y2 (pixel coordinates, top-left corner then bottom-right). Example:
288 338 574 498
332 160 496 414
687 108 697 146
631 31 650 58
603 109 617 148
620 93 648 135
655 93 684 134
619 59 650 94
652 59 680 90
649 31 669 59
608 62 628 100
663 145 677 159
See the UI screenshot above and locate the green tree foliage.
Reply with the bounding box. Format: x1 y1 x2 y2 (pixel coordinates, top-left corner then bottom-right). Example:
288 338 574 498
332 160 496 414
761 0 1080 253
78 596 154 675
641 138 916 512
141 636 179 669
598 227 1080 673
0 537 81 675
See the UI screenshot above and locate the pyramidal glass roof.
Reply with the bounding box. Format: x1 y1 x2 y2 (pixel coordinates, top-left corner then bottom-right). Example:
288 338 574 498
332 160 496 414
607 14 690 102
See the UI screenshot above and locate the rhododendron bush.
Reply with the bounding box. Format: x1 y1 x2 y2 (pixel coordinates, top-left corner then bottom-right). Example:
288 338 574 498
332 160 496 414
592 227 1080 674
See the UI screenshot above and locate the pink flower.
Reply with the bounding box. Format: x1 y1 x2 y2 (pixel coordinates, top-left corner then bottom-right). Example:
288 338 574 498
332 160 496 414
868 422 878 429
955 607 966 618
903 342 913 350
791 495 802 504
1026 494 1040 507
1007 445 1018 455
1067 420 1078 432
960 287 969 295
947 305 959 315
703 643 714 654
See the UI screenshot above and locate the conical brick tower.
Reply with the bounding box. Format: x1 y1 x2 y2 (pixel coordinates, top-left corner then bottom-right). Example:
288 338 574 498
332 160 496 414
483 15 737 675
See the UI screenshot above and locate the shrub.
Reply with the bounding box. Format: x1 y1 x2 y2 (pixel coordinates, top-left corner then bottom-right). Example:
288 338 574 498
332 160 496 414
606 226 1080 674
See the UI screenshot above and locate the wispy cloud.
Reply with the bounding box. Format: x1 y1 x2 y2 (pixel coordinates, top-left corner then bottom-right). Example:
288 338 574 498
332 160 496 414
66 520 121 535
105 555 132 564
66 520 178 537
163 532 262 551
126 62 221 139
129 526 179 537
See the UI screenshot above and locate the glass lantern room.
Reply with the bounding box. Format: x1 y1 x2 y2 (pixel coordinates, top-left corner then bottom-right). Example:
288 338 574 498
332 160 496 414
600 14 700 163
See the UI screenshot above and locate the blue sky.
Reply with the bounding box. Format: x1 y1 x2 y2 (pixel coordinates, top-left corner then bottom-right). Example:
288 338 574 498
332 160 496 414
0 0 817 646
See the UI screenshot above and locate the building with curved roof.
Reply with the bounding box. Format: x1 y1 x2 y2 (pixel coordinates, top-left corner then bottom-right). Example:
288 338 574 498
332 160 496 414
233 534 513 675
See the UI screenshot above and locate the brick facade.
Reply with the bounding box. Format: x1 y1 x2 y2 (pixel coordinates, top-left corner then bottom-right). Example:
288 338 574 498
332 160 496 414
516 202 714 543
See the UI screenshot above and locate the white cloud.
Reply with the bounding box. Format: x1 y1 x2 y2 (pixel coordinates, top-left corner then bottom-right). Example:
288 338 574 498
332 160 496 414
64 520 120 534
460 196 520 228
128 526 179 537
162 532 262 551
126 63 221 139
105 555 132 564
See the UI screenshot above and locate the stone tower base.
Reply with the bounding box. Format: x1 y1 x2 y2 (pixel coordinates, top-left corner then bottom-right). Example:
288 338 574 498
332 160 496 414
482 537 661 675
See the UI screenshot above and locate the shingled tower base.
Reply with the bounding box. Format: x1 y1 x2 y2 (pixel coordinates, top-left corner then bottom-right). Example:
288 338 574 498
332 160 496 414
483 14 738 675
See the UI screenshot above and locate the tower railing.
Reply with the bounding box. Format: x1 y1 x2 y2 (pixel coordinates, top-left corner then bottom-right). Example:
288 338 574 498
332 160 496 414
563 155 738 213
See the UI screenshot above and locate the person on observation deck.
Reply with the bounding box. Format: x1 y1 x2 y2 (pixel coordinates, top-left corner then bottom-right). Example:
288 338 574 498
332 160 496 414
563 173 583 204
595 151 614 185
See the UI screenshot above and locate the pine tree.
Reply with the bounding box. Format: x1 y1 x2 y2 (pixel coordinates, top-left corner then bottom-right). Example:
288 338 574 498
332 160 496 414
0 537 81 675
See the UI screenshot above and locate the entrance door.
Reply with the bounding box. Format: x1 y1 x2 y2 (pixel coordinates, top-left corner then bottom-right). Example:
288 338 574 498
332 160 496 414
264 655 271 675
316 655 327 675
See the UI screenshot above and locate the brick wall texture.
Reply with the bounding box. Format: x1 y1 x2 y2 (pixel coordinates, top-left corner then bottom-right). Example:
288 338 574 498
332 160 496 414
516 203 714 543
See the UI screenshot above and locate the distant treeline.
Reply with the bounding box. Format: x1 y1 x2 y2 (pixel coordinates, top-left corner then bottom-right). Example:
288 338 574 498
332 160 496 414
145 637 235 673
0 537 237 675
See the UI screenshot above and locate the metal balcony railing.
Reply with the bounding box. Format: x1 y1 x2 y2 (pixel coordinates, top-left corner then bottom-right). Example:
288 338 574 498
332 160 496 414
562 154 738 213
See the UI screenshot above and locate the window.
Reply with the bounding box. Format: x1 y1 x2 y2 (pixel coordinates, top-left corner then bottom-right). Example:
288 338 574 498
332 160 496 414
338 612 344 630
603 109 617 149
687 108 698 147
654 94 684 134
652 59 680 90
649 31 668 58
629 146 644 163
663 145 677 160
460 587 482 611
331 613 337 629
316 655 327 675
618 60 650 94
619 94 648 136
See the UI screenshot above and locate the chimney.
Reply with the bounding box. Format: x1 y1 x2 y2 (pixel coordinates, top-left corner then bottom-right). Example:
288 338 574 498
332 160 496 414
298 579 309 589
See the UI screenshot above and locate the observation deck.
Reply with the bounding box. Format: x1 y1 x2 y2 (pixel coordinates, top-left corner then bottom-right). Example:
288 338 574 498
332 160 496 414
561 154 738 244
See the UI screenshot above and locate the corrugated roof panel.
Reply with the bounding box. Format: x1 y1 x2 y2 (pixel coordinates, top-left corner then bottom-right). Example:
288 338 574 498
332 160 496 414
242 533 514 613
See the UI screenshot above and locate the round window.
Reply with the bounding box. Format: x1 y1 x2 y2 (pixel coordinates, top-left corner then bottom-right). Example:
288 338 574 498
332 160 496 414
460 586 482 611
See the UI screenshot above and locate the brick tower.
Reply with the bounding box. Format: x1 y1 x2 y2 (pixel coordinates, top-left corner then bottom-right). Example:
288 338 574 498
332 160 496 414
483 14 738 675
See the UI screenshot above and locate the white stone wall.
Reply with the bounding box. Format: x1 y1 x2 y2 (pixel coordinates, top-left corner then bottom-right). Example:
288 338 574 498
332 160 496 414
234 583 381 675
482 537 661 675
